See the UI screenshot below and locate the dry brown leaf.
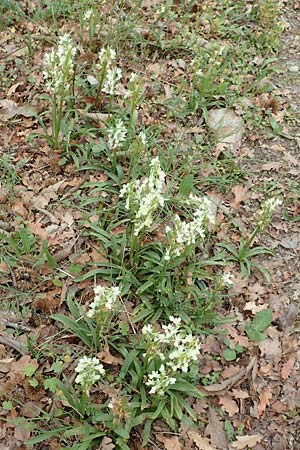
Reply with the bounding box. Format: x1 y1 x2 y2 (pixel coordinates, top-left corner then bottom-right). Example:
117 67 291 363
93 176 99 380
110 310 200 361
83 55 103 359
231 184 250 209
261 161 282 171
281 356 295 380
0 261 9 273
231 389 249 399
78 109 109 124
219 396 239 416
98 436 115 450
200 357 256 395
11 355 38 380
188 430 217 450
0 99 39 120
97 345 124 366
258 387 272 417
259 338 281 357
283 151 299 166
230 434 262 449
28 222 48 240
14 426 31 442
205 408 228 449
271 400 287 413
32 180 65 209
156 433 182 450
0 358 14 373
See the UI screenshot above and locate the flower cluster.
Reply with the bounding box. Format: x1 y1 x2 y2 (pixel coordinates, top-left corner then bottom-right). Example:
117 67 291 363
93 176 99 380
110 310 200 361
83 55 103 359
102 67 122 95
120 157 165 236
222 272 234 287
125 72 144 100
43 34 77 95
164 196 215 260
83 9 93 21
95 47 123 95
142 316 200 396
257 197 282 229
145 365 176 396
107 119 127 149
75 356 105 394
87 285 120 318
97 47 116 71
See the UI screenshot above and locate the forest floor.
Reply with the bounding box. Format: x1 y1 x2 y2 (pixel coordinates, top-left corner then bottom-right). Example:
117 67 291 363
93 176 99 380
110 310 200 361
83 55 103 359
0 1 299 449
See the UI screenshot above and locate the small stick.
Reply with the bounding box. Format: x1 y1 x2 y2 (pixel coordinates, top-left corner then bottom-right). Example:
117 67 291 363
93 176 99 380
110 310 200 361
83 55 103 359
0 333 28 355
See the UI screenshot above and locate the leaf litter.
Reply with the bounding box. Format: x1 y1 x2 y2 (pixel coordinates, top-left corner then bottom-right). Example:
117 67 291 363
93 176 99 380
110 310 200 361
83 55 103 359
0 0 300 449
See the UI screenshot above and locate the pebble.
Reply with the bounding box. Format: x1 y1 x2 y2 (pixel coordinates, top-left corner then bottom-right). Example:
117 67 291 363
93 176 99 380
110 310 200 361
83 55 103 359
288 65 299 73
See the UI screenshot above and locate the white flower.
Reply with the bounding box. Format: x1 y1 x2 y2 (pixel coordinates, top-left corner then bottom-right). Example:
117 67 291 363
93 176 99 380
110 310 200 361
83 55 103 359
75 356 105 393
187 195 215 225
43 34 77 94
143 317 200 377
88 285 120 318
146 365 176 396
167 333 200 373
164 196 215 260
139 131 147 145
107 119 127 149
120 157 165 235
102 67 122 95
142 324 154 335
84 9 93 21
257 197 282 229
129 72 137 84
222 272 234 286
97 47 116 70
262 197 282 218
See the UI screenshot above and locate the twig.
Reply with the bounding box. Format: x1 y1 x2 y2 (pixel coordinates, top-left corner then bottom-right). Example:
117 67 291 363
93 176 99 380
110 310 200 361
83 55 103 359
120 297 137 334
0 332 28 355
0 317 32 332
33 206 59 224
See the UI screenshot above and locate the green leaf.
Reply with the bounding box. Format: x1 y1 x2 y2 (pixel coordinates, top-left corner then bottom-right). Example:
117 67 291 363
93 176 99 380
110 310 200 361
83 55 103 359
53 278 63 287
245 324 266 342
224 419 235 441
29 378 39 387
252 309 272 331
42 241 57 269
179 174 194 196
44 377 58 393
113 425 130 440
19 226 32 254
223 348 236 361
51 360 64 374
142 419 152 447
2 401 13 411
27 427 71 445
24 364 37 377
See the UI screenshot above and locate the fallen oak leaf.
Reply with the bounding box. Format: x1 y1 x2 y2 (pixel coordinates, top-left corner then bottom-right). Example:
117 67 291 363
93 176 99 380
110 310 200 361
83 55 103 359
199 357 256 395
231 388 249 399
98 436 115 450
230 434 262 449
156 433 182 450
231 184 250 209
281 356 295 380
261 161 282 171
205 408 228 449
32 180 65 209
219 396 239 416
78 109 109 124
97 344 124 366
188 430 217 450
257 387 272 417
0 99 39 120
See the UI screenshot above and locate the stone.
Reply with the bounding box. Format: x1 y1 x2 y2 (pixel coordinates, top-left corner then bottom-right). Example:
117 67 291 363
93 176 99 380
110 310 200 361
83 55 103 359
207 108 244 152
288 65 299 73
